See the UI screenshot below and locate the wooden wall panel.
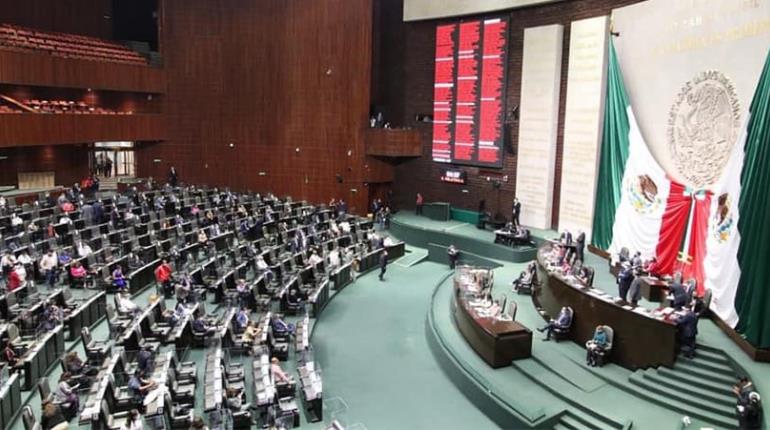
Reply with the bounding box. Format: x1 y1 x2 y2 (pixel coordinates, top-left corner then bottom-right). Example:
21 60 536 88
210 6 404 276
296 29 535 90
376 0 644 226
0 51 165 93
0 144 90 187
0 114 166 146
137 0 373 213
0 0 112 39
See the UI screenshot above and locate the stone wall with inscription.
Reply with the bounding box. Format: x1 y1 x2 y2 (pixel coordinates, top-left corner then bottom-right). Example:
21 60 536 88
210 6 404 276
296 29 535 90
515 24 563 229
557 16 609 237
613 0 770 188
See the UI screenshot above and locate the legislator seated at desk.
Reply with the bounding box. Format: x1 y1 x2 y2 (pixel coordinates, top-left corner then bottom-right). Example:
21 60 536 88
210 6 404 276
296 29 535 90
535 243 678 369
494 223 532 247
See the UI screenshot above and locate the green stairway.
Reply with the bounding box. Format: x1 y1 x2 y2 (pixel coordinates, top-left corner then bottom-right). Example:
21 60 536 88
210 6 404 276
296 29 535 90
578 344 740 429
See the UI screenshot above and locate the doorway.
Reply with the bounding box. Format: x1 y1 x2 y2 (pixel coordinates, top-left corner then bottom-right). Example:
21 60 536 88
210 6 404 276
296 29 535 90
90 141 136 178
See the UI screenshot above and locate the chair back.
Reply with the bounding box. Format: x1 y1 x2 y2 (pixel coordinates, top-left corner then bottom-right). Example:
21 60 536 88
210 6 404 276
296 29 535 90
22 406 38 430
62 287 73 302
81 327 93 345
6 291 17 307
702 288 713 310
603 325 614 351
7 323 19 342
37 377 51 402
508 302 518 321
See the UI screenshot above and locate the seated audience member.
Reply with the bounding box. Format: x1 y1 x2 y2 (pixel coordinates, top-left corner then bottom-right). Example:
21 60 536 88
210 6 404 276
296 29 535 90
225 387 248 413
197 229 208 245
122 409 143 430
113 265 128 292
270 357 291 383
7 264 23 291
41 400 68 430
137 345 155 373
242 321 262 347
116 292 141 316
271 315 296 336
308 250 323 266
674 308 698 358
77 240 94 258
127 252 144 270
14 261 28 283
10 212 23 233
39 249 59 288
41 303 63 331
64 351 97 377
128 369 158 404
3 341 18 367
585 326 610 367
17 250 32 271
1 251 17 278
191 416 209 430
512 262 537 293
192 315 217 337
235 307 250 332
70 261 93 288
235 279 250 307
538 307 572 341
55 372 80 419
575 265 593 286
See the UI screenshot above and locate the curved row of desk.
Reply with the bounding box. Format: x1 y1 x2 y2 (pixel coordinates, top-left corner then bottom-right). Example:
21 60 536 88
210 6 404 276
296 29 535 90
534 244 677 369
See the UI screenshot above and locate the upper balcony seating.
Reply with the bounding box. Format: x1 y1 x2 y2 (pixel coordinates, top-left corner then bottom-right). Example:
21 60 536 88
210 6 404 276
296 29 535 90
0 23 148 66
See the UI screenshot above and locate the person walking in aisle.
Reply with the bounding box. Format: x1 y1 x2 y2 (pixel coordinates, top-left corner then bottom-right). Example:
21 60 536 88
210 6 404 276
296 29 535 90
378 249 388 281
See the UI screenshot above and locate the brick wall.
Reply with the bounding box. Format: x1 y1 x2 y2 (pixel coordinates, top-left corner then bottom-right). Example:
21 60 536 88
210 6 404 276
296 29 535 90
375 0 643 227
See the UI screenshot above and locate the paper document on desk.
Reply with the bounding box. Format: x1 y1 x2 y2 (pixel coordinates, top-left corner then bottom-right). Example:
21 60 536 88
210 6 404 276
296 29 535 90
143 385 167 406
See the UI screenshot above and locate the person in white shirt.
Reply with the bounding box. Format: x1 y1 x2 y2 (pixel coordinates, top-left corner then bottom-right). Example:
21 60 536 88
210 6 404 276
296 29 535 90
39 249 59 288
328 249 341 271
58 215 73 225
116 292 140 315
77 241 93 258
11 212 24 233
1 252 17 275
121 409 143 430
308 250 323 267
0 196 6 212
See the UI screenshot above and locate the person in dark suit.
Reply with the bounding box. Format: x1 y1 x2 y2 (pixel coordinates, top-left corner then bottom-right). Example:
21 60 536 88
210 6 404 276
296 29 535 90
669 277 689 309
675 309 698 358
169 166 178 187
512 198 521 227
560 230 573 246
617 264 634 302
447 245 459 269
378 249 388 281
575 231 586 263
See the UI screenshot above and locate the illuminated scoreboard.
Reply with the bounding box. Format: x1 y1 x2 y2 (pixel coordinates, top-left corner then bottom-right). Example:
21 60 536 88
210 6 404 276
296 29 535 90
432 17 508 168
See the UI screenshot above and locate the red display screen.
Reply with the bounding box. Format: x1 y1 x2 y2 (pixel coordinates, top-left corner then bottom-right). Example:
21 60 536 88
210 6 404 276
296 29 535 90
432 17 508 168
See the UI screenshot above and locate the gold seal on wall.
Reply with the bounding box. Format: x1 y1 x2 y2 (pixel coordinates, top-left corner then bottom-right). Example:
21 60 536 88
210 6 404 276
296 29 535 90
667 70 740 189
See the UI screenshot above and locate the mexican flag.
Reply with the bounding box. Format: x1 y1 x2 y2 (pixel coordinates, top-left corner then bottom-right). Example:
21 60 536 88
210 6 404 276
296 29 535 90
593 40 770 347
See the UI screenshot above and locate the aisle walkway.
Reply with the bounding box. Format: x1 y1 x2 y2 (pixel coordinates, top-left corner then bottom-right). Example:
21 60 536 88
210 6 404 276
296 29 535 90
311 262 497 429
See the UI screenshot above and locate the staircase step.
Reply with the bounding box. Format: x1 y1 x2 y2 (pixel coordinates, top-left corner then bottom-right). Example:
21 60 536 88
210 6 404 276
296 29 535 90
553 424 571 430
642 369 736 406
691 347 730 366
684 355 735 375
560 414 592 430
656 367 734 397
674 361 736 386
629 373 737 426
512 360 624 429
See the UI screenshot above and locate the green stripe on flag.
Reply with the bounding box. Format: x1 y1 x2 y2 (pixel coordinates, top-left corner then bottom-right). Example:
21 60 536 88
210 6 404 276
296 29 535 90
591 38 630 249
735 49 770 348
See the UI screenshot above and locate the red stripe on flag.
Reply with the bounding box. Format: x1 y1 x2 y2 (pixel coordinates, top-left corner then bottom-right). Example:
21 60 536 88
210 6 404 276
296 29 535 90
677 192 711 296
650 182 690 276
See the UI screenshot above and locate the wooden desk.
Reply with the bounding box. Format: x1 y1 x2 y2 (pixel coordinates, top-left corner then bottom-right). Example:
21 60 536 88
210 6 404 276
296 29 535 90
639 276 669 303
453 280 532 368
535 245 677 369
